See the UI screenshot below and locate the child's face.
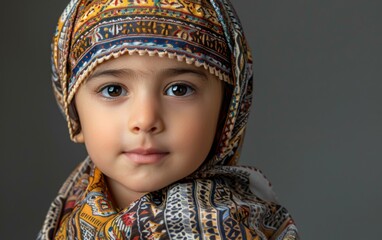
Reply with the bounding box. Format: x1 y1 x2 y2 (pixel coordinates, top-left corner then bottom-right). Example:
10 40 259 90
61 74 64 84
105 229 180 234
75 54 223 206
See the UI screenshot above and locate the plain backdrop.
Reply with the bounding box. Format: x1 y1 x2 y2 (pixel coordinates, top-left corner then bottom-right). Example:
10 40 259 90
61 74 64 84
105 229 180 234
1 0 381 239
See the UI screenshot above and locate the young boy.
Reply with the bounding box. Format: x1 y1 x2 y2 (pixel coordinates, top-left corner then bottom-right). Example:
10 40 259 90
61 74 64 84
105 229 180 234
39 0 299 239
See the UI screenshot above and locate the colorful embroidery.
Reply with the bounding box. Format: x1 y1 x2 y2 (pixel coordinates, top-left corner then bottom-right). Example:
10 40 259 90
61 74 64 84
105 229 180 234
39 0 299 239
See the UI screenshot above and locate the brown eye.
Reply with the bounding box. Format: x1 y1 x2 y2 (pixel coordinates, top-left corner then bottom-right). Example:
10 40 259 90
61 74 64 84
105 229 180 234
165 84 194 97
100 85 127 98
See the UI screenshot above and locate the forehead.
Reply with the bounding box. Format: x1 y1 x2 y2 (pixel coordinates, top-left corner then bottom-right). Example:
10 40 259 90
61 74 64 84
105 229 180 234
89 54 215 80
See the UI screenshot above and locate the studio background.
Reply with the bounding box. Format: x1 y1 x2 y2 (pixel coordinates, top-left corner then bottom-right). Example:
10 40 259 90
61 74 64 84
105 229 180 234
1 0 381 239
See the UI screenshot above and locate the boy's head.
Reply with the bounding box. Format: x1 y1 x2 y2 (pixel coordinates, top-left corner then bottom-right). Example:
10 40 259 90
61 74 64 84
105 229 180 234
74 53 223 205
52 0 253 174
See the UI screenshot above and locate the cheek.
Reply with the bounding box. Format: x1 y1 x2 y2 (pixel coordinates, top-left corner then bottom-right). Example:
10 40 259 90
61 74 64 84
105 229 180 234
169 100 221 157
80 107 122 159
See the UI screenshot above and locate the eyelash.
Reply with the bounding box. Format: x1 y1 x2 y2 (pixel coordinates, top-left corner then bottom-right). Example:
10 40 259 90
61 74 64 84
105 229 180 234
98 84 127 99
97 82 196 99
164 82 195 97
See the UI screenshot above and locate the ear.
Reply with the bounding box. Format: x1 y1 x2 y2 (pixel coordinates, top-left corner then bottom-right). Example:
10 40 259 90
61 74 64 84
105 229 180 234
73 131 85 143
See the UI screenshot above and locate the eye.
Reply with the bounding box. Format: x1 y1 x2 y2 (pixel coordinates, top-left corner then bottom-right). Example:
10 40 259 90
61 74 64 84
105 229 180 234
165 83 195 97
99 84 127 98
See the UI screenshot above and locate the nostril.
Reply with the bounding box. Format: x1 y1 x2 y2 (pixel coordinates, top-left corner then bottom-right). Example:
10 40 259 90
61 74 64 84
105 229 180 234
132 126 158 133
129 113 164 134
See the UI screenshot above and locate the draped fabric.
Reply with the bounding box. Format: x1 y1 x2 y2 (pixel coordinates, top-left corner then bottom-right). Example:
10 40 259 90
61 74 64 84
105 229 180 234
39 158 298 239
39 0 299 239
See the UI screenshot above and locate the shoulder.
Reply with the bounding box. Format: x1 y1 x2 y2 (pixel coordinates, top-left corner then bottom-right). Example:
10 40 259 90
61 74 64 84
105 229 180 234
37 157 93 240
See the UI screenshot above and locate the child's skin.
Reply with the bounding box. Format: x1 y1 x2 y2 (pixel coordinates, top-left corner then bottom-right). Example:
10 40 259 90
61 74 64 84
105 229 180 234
74 54 223 208
39 2 299 238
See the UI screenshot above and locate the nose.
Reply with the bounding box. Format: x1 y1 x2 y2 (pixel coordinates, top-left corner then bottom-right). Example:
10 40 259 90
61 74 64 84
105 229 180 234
128 95 164 135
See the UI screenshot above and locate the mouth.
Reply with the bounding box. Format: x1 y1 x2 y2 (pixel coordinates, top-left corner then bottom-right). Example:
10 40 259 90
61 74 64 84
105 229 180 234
123 148 169 164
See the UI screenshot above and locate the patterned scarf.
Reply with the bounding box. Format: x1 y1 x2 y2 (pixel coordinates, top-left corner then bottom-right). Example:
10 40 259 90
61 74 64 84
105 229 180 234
39 0 299 239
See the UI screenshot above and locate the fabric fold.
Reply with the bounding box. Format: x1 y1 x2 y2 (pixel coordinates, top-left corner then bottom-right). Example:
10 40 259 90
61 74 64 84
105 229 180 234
39 0 299 239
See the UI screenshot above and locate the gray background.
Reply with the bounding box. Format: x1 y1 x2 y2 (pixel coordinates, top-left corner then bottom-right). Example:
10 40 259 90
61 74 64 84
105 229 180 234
0 0 381 239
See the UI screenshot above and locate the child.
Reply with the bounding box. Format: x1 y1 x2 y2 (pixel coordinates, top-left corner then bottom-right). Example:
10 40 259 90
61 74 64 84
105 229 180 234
38 0 299 239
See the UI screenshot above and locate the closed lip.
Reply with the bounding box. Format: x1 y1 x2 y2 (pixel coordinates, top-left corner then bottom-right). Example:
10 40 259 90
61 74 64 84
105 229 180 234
124 148 169 155
123 148 169 164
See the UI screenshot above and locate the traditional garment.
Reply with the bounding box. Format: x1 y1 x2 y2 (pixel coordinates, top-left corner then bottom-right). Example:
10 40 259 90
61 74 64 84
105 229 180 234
39 0 299 239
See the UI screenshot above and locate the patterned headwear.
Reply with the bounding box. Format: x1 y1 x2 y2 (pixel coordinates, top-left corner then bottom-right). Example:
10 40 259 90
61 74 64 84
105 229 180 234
51 0 253 167
40 0 299 239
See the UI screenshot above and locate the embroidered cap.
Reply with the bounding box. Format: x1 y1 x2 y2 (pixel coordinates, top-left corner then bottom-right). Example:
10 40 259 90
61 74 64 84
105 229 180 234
52 0 253 167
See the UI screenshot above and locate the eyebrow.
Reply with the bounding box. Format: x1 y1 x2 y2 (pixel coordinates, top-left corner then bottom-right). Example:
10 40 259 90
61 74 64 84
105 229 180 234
87 67 209 82
88 68 135 81
159 68 209 81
